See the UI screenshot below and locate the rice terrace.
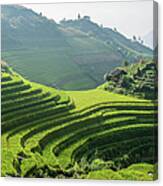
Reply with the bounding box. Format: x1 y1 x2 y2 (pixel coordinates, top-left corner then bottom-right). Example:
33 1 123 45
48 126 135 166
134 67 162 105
1 2 158 180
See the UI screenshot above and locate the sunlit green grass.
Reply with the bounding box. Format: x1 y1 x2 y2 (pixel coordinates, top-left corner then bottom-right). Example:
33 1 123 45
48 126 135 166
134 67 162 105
1 70 157 180
66 89 149 110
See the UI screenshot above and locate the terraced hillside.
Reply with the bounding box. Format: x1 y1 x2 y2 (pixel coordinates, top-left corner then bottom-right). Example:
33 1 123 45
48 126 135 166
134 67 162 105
101 60 158 100
1 5 152 90
1 67 157 180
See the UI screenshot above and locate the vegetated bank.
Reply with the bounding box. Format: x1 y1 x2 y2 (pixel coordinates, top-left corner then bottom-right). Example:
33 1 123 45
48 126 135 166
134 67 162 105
1 62 158 180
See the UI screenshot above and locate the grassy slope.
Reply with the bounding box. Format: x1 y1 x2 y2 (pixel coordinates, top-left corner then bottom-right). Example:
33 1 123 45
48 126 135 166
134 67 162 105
87 163 157 181
1 67 157 180
1 69 73 176
2 34 119 90
100 60 157 100
1 5 153 90
66 89 147 110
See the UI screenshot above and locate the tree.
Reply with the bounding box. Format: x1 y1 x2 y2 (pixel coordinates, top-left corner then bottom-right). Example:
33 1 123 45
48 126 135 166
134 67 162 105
78 13 81 20
120 75 133 89
141 40 144 44
133 35 137 41
114 27 117 32
83 16 90 20
60 18 66 24
123 60 129 67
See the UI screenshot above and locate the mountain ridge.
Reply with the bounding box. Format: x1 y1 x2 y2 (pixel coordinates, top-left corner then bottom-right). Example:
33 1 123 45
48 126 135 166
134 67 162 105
1 5 153 90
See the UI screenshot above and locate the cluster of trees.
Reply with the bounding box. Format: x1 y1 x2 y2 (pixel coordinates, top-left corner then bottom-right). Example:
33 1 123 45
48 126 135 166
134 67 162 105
103 60 158 100
132 35 144 44
60 13 91 23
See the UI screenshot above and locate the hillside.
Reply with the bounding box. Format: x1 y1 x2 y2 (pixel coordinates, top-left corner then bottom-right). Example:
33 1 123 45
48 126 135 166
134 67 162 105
60 17 152 57
1 65 157 179
101 60 158 100
1 5 153 90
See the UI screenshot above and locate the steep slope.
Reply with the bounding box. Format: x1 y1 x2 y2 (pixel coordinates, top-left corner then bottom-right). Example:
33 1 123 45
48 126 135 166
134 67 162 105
101 60 158 100
1 66 157 179
60 17 152 57
1 5 66 50
1 5 153 90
